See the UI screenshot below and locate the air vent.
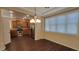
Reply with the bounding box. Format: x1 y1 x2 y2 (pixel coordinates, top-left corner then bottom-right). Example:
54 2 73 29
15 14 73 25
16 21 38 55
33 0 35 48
44 7 50 8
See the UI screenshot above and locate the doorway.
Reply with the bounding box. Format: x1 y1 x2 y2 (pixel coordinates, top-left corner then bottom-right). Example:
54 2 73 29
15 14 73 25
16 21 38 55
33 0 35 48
10 19 34 38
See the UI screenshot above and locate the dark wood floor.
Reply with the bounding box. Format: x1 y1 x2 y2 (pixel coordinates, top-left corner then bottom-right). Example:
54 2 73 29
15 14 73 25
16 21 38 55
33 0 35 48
5 36 76 51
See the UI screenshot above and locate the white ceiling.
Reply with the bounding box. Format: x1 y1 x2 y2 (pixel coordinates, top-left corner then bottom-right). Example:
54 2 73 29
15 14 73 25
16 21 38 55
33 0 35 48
18 7 56 16
6 7 78 17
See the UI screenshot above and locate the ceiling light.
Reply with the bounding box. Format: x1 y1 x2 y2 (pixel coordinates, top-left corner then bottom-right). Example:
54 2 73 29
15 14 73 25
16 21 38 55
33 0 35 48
30 8 41 23
30 19 35 23
36 18 41 23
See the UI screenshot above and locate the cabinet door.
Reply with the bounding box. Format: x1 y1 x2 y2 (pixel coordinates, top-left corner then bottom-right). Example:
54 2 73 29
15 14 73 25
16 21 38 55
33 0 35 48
12 21 17 28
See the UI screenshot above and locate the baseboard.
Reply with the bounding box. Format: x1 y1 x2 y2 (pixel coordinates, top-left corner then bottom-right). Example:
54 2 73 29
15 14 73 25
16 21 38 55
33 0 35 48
47 39 77 51
0 45 6 51
39 38 77 51
4 40 11 45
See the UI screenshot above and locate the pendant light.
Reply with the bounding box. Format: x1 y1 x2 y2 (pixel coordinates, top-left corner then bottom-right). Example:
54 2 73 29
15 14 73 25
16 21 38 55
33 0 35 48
30 19 35 23
30 8 41 23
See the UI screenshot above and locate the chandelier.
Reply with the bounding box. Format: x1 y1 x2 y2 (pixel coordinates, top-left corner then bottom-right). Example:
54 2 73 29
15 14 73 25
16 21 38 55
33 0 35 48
30 8 41 23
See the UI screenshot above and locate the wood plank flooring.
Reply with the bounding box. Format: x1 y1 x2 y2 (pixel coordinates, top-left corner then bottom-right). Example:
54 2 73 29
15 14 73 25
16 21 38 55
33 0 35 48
5 36 76 51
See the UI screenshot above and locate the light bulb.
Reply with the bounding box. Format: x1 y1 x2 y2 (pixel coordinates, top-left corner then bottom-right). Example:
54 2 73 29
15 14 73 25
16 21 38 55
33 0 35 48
36 19 41 23
30 19 35 23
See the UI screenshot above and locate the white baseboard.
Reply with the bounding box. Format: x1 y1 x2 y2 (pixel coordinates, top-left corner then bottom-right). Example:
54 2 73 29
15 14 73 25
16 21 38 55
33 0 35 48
0 45 6 51
4 40 11 45
46 38 78 50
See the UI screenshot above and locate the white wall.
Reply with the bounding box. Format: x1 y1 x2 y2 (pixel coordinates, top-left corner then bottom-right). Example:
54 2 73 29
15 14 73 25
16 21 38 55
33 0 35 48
2 18 11 44
35 17 44 40
0 9 11 50
1 9 11 45
0 11 5 50
0 18 6 50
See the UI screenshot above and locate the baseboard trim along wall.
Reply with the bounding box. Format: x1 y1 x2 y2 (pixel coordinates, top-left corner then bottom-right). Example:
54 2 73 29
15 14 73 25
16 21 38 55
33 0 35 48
0 45 6 51
39 38 77 51
45 38 77 51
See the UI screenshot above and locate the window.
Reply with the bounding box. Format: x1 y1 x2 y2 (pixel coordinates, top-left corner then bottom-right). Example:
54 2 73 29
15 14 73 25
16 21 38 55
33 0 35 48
67 24 77 34
45 18 50 31
56 15 66 33
50 17 56 32
66 13 78 34
45 12 78 35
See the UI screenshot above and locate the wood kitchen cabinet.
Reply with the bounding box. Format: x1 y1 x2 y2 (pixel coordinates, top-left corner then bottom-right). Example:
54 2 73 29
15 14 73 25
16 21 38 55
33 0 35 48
10 19 30 37
12 19 30 29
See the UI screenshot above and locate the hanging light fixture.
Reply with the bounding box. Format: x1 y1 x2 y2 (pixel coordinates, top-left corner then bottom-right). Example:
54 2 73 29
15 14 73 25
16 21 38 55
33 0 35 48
30 8 41 23
30 19 35 23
